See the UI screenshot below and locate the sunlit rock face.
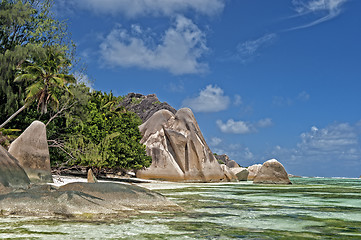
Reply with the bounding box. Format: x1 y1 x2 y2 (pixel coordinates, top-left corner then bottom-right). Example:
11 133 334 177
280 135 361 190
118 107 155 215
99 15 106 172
253 159 292 184
0 146 30 190
231 167 249 181
136 108 230 182
247 164 262 181
8 121 52 183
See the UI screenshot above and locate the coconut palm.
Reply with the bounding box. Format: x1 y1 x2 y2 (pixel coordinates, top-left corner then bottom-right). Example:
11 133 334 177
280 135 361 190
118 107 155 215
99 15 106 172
0 47 76 129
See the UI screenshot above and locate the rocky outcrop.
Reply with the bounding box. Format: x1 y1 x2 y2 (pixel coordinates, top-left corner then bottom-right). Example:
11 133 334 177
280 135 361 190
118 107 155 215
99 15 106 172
136 108 229 182
8 121 52 183
220 164 238 182
231 167 249 181
0 145 30 190
118 93 177 122
253 159 292 184
0 182 180 218
247 164 262 181
215 154 240 168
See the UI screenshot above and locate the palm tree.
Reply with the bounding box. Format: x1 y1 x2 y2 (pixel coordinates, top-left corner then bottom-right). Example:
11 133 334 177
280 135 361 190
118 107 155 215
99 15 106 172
0 47 76 129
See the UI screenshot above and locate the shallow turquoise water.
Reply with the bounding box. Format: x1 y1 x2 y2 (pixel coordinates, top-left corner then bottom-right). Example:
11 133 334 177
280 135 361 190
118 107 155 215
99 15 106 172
1 178 361 239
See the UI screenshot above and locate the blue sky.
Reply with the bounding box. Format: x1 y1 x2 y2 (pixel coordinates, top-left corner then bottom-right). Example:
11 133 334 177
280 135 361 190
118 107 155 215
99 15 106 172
55 0 361 177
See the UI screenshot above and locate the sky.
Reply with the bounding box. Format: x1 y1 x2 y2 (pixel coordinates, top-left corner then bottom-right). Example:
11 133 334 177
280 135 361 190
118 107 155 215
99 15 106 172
54 0 361 178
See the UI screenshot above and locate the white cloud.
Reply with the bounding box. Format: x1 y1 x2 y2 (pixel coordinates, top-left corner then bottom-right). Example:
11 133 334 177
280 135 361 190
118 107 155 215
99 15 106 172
217 117 273 134
234 94 243 106
298 123 358 155
60 0 225 18
73 72 93 89
297 91 310 101
236 33 277 63
273 91 310 107
291 0 348 29
100 15 208 75
271 121 361 177
209 137 222 146
182 85 230 112
257 118 273 128
216 119 253 134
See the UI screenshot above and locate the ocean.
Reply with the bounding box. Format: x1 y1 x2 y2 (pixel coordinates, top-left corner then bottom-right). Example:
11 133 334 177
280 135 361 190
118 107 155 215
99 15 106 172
1 177 360 239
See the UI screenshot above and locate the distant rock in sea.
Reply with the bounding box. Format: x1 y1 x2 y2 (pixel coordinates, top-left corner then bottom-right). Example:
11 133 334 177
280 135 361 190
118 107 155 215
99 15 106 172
118 93 176 122
253 159 291 184
136 108 234 182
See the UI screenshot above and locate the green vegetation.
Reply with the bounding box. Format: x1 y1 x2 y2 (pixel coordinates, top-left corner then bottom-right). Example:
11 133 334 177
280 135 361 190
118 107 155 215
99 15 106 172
0 0 151 172
62 91 152 170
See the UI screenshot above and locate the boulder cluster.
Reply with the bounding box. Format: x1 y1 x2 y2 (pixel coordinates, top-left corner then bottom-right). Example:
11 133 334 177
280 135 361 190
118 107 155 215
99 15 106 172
136 108 237 182
0 99 293 218
0 121 179 218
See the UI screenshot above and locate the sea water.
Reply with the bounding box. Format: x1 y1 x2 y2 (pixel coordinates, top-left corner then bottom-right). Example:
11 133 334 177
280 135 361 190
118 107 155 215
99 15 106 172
1 178 360 239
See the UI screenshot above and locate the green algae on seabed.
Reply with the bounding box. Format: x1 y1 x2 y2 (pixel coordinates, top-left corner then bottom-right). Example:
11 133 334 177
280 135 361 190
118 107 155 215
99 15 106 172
0 177 361 239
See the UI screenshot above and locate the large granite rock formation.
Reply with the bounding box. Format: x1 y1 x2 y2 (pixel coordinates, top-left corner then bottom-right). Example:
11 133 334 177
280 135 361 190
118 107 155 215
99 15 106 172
136 108 230 182
0 146 30 190
253 159 292 184
0 182 180 218
231 167 249 181
8 121 52 183
215 154 240 168
118 93 177 122
247 164 262 181
220 164 238 182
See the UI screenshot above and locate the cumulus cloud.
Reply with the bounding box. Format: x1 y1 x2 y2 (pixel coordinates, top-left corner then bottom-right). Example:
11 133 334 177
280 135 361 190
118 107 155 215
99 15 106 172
290 0 348 30
61 0 225 18
209 137 222 146
297 91 310 101
182 85 230 112
257 118 273 128
73 72 94 90
297 123 359 156
234 94 243 106
216 118 272 134
100 15 208 75
236 33 277 63
216 119 253 134
271 121 361 177
273 91 310 107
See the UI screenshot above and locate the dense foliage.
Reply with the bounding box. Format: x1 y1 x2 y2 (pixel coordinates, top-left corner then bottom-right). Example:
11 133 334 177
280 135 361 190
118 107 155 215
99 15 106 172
0 0 152 171
63 91 152 170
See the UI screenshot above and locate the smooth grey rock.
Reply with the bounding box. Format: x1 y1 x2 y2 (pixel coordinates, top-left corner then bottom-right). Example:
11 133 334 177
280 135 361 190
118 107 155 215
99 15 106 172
136 108 229 182
0 182 180 218
8 121 52 183
253 159 292 184
231 167 249 181
0 145 30 190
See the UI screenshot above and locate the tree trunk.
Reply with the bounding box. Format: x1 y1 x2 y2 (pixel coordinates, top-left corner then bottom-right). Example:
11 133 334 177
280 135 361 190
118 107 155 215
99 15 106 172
0 102 29 129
